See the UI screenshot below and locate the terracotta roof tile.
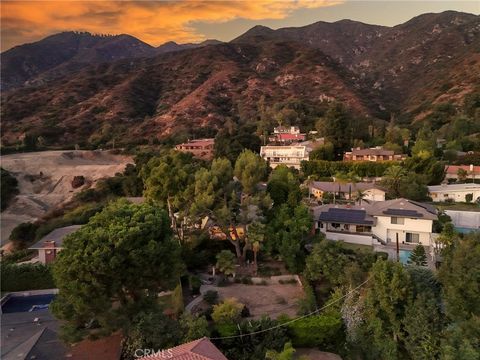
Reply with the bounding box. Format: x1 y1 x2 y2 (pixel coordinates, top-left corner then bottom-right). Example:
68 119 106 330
140 338 227 360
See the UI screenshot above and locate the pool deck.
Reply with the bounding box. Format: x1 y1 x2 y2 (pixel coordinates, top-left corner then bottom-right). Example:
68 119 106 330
374 243 436 269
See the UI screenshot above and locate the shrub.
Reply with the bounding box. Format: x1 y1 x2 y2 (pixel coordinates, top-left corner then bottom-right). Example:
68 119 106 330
287 314 342 348
212 298 243 324
1 167 19 211
71 176 85 189
9 222 39 249
1 263 55 291
189 275 201 295
241 305 250 318
279 278 297 285
241 277 253 285
203 290 219 305
1 249 36 265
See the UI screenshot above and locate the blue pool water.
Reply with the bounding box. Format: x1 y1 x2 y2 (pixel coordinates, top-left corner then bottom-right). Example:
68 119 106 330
455 227 479 234
1 294 55 313
398 250 412 264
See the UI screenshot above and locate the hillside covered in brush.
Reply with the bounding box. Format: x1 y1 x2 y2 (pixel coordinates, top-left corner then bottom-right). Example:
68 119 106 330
1 11 479 148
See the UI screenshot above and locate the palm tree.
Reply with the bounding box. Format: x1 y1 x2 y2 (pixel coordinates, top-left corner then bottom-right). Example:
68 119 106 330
382 165 407 198
355 189 367 205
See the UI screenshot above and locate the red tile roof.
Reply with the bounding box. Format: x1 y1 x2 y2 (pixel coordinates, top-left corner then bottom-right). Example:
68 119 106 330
140 338 228 360
269 133 306 142
69 332 123 360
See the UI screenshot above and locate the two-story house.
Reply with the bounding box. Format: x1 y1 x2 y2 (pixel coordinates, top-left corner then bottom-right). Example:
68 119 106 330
312 198 437 247
174 138 215 160
260 145 309 169
343 147 406 162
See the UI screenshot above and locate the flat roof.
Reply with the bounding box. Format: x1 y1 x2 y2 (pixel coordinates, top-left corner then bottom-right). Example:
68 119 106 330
428 183 480 192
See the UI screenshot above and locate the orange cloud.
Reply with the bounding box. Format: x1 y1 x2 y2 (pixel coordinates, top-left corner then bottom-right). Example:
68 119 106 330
0 0 342 51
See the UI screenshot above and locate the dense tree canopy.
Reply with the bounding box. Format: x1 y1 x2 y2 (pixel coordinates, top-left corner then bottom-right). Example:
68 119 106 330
51 200 184 341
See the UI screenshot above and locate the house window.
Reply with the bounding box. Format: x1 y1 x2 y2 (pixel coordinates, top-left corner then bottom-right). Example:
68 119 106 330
391 217 405 225
356 225 372 233
406 232 420 243
331 223 340 229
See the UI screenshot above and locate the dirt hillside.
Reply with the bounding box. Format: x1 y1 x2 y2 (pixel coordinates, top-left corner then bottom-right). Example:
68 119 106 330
1 150 133 245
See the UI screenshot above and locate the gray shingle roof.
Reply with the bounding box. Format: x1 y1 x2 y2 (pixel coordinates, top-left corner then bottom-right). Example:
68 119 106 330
310 181 384 194
29 225 82 250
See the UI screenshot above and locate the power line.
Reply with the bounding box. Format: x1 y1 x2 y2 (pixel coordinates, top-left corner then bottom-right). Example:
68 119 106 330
209 277 370 340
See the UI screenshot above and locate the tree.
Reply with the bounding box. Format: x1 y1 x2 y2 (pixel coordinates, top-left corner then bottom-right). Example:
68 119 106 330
402 293 443 360
9 222 38 250
122 309 182 359
408 245 428 266
1 168 18 211
381 165 407 198
247 221 265 266
234 149 267 195
457 168 468 182
216 250 236 277
216 317 289 360
355 189 367 205
304 241 349 286
267 204 312 273
439 233 480 322
316 102 351 154
212 298 243 324
51 200 184 341
142 150 202 240
361 260 412 359
179 314 210 341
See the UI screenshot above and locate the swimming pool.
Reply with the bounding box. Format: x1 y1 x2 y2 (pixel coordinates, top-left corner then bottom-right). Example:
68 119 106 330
398 250 412 264
1 294 56 313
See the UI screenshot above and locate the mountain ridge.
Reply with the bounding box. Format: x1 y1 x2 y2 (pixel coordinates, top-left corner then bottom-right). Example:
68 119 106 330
1 11 479 147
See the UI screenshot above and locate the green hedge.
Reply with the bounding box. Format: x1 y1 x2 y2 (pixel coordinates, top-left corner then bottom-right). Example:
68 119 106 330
1 263 55 292
301 160 397 178
287 314 342 348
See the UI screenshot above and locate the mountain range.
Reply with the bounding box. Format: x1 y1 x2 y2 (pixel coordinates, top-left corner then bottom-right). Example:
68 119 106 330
1 11 479 147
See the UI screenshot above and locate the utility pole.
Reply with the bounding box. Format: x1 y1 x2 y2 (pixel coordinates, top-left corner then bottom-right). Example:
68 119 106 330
396 233 400 262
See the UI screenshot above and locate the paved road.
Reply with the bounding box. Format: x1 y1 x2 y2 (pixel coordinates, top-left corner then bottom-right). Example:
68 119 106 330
184 284 216 313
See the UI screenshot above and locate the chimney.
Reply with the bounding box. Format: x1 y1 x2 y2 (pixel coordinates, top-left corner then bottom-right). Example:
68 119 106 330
44 240 55 248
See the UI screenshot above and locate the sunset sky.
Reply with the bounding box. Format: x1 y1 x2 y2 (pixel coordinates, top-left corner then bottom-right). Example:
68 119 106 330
1 1 478 52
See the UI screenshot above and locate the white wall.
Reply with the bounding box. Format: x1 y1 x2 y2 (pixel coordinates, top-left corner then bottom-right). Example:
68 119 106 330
445 210 480 229
430 189 480 202
372 216 433 246
364 188 386 202
321 229 374 246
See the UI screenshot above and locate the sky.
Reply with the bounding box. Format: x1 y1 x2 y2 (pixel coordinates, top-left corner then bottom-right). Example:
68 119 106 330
1 1 479 52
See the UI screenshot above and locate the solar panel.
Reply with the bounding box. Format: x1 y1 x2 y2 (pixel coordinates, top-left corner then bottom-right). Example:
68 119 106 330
318 208 374 225
382 209 423 218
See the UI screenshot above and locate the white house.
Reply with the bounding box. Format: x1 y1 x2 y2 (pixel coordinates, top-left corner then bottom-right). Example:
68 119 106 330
312 198 437 247
260 145 309 169
308 181 386 202
428 183 480 203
